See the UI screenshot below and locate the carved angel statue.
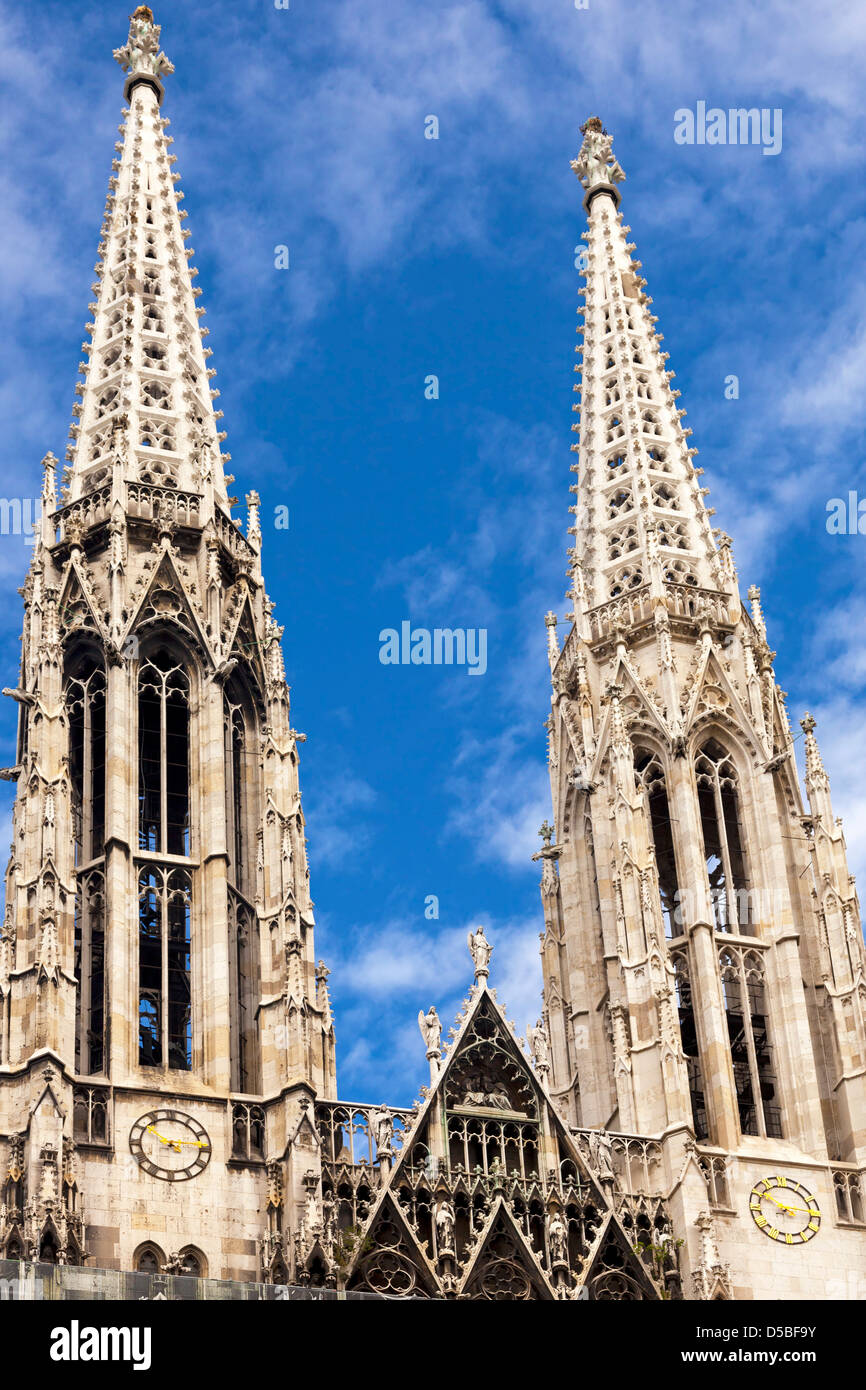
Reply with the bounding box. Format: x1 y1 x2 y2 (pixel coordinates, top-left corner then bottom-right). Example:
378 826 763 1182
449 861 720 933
418 1005 441 1055
527 1018 550 1073
371 1106 394 1158
588 1127 616 1185
571 116 625 193
114 6 175 81
467 925 492 980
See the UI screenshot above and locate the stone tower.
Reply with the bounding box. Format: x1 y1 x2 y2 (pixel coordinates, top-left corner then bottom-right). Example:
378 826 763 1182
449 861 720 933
0 6 335 1281
537 116 866 1299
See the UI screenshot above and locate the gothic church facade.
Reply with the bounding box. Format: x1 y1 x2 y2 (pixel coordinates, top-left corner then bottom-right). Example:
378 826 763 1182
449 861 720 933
0 9 864 1300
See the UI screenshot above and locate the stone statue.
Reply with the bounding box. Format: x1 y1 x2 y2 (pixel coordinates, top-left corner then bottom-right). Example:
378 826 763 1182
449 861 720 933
527 1018 550 1073
588 1127 616 1185
371 1106 393 1159
418 1006 441 1055
435 1198 456 1255
547 1209 568 1266
467 925 492 981
570 116 625 193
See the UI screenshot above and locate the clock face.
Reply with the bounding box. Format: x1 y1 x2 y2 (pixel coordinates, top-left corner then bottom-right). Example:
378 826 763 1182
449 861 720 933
129 1109 212 1182
749 1175 821 1245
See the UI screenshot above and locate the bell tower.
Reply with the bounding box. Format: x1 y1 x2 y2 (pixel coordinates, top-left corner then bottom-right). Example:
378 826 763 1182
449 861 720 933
0 6 334 1279
537 117 866 1298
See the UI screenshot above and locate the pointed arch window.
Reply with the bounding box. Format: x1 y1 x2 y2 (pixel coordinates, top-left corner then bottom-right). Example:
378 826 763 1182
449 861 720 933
224 692 252 894
67 662 106 865
138 650 190 856
719 946 781 1138
138 865 192 1070
229 893 260 1093
635 751 681 937
67 660 107 1076
672 950 708 1139
73 871 106 1075
695 739 750 931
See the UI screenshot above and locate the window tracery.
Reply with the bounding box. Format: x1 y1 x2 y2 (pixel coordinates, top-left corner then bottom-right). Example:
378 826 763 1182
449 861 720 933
695 739 750 931
634 750 680 937
137 864 192 1071
718 945 780 1139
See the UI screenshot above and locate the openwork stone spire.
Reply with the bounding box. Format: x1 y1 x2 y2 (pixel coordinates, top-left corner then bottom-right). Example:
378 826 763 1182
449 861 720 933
568 117 731 628
67 7 230 511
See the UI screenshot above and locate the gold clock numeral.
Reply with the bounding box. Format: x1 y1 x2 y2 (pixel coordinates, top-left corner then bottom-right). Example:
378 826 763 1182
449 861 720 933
754 1214 767 1228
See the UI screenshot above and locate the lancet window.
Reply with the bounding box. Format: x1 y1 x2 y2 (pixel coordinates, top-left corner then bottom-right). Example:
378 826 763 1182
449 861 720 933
67 660 107 1075
695 739 750 932
138 649 190 856
671 950 708 1139
138 864 192 1070
719 945 781 1139
634 750 680 937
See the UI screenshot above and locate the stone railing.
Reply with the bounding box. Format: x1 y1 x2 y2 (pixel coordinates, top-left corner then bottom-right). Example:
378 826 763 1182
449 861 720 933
53 487 113 543
214 505 257 563
126 481 201 528
585 582 733 646
572 1128 664 1196
315 1100 414 1170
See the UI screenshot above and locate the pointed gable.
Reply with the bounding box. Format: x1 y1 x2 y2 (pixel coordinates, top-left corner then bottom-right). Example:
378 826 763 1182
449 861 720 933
335 984 655 1299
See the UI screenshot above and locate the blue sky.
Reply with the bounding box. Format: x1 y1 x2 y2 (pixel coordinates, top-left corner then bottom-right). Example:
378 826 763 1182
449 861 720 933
1 0 865 1107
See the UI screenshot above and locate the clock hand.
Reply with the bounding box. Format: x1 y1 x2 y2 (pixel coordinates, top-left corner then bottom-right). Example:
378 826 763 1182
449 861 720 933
146 1125 205 1150
763 1194 814 1216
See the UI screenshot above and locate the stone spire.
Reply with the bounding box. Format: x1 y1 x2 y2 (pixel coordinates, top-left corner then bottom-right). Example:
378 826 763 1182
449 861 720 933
67 7 230 512
569 117 727 626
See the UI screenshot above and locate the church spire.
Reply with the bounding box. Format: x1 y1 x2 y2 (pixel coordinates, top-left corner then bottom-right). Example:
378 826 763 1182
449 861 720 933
66 6 231 515
569 117 730 629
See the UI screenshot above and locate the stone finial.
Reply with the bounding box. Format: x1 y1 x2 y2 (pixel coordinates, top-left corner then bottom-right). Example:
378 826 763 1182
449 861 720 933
40 453 58 510
113 7 174 93
800 712 828 787
245 491 262 547
545 611 560 666
571 116 625 194
747 584 768 643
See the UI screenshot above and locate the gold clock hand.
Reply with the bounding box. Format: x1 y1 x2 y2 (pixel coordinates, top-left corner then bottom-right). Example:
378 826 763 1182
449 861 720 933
764 1193 813 1216
146 1125 204 1150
